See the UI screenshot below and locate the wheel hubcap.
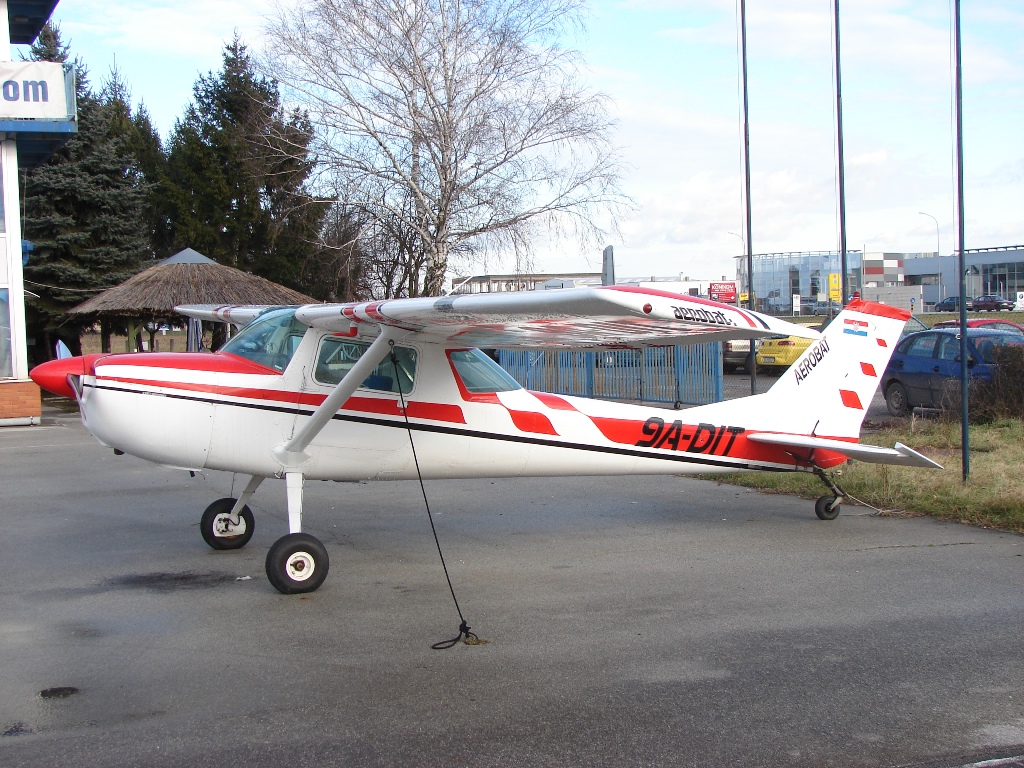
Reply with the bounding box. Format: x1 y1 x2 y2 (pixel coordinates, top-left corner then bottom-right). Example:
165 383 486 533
213 513 246 538
285 551 315 581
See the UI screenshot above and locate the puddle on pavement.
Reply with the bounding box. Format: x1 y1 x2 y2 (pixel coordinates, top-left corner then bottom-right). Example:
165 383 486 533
39 687 79 699
103 571 238 592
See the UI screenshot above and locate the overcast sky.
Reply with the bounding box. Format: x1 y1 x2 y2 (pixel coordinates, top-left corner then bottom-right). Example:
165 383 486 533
25 0 1024 281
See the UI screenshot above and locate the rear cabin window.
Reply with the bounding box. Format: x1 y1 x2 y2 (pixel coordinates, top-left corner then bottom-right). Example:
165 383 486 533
220 309 307 372
973 333 1024 364
448 349 522 393
314 338 417 394
900 334 937 358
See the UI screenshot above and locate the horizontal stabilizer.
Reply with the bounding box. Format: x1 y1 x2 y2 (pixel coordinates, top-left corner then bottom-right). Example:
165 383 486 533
746 433 943 469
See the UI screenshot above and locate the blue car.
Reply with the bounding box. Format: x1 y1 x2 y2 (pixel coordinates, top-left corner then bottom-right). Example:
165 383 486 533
882 328 1024 416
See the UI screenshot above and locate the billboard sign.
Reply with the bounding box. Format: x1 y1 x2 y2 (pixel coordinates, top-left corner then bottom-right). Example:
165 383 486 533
828 273 842 302
0 62 74 120
709 281 737 303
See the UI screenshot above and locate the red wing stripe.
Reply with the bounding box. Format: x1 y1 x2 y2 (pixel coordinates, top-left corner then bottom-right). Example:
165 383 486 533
603 285 759 327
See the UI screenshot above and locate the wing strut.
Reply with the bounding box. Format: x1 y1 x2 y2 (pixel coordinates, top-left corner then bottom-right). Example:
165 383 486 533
272 327 401 468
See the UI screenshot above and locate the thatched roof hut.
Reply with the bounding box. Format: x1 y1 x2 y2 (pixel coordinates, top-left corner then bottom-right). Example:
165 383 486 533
69 248 315 317
68 248 317 353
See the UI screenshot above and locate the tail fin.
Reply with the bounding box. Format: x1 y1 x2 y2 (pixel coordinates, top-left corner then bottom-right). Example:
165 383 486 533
762 300 910 440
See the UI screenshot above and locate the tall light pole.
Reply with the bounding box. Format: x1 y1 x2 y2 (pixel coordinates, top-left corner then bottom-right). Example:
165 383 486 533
953 0 969 482
833 0 849 305
739 0 756 395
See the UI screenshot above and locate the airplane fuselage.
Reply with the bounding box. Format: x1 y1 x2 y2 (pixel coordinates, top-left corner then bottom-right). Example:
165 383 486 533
72 327 834 483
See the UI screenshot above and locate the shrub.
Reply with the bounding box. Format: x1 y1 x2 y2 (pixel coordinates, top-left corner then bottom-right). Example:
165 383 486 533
968 345 1024 422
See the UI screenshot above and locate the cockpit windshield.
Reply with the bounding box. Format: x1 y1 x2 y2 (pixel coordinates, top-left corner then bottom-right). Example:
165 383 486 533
219 308 308 372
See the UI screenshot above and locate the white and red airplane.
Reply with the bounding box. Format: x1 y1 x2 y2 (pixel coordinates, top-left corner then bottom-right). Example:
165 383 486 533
31 287 940 594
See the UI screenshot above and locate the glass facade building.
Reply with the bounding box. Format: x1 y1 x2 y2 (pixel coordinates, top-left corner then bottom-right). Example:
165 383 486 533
736 251 862 315
902 247 1024 305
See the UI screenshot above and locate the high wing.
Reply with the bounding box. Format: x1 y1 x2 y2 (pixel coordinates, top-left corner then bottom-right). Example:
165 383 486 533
175 305 275 327
177 285 818 349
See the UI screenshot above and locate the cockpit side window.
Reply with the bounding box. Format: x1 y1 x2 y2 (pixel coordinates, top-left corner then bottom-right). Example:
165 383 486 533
219 309 308 372
313 337 417 394
448 349 522 393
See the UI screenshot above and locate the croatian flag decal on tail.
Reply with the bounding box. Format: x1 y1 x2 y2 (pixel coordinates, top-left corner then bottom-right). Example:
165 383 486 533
843 318 869 337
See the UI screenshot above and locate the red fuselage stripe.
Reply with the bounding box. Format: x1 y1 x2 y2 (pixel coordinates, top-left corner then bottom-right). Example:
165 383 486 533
95 376 466 424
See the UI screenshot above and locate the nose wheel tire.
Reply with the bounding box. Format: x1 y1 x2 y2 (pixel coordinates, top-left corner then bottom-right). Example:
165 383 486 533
815 495 841 520
265 533 329 594
200 498 255 550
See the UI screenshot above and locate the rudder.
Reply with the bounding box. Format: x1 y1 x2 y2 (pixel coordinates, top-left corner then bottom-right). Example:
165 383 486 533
762 300 911 440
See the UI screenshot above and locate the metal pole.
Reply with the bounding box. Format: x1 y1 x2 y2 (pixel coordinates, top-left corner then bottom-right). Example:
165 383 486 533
739 0 757 395
953 0 969 481
833 0 849 306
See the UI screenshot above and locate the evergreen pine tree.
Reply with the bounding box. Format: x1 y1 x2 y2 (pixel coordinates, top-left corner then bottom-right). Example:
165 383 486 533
21 24 153 361
165 36 328 293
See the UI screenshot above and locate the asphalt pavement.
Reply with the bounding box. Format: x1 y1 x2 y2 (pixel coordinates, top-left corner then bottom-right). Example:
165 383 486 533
1 406 1023 767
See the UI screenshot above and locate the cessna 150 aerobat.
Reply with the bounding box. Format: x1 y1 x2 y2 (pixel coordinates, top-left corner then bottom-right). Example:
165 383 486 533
31 286 940 594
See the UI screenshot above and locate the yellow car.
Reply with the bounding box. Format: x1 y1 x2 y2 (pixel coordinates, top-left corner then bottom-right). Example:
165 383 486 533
756 324 822 373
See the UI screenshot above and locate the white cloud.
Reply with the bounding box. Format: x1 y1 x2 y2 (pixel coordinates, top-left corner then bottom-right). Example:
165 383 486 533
36 0 1022 278
60 0 272 58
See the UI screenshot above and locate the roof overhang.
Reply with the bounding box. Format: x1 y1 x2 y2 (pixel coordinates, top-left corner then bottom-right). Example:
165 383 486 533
0 119 76 167
8 0 59 44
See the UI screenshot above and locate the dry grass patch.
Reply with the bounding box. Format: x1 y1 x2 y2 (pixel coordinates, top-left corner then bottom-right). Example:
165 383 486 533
704 419 1024 534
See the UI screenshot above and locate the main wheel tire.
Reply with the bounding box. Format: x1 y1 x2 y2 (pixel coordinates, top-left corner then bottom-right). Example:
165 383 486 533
815 495 841 520
200 498 255 550
265 533 329 594
885 381 910 417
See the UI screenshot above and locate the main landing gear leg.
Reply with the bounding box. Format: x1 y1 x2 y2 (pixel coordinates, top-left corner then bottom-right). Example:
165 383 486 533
200 475 264 550
265 472 329 594
813 467 845 521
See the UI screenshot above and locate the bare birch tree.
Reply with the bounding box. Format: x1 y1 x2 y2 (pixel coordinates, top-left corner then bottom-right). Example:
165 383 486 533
264 0 624 296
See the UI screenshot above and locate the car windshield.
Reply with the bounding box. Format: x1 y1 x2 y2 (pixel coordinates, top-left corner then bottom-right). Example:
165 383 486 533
901 316 928 338
220 308 308 372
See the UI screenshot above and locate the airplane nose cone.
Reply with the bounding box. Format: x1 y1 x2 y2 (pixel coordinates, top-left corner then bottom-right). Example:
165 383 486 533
30 355 101 399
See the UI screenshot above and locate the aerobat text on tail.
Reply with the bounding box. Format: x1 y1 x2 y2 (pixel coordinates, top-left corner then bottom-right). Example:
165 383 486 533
30 287 941 595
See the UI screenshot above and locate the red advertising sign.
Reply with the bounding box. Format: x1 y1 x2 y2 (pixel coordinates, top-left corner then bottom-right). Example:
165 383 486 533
709 282 738 303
